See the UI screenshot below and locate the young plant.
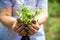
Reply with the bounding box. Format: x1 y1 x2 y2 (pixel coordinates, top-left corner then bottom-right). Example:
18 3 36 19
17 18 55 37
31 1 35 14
16 4 41 40
16 5 41 24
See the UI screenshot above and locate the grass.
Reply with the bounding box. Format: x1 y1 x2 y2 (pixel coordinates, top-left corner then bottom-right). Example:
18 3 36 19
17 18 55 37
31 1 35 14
44 17 60 40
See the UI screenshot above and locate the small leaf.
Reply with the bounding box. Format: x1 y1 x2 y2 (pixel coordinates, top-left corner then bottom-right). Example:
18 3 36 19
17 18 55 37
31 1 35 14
19 4 23 8
36 8 41 16
16 11 20 16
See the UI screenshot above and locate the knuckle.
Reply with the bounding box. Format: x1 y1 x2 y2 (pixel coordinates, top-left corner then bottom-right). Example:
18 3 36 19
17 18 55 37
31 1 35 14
36 27 40 30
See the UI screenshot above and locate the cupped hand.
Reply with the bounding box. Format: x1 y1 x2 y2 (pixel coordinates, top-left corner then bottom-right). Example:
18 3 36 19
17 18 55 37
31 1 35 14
11 19 27 36
27 22 40 36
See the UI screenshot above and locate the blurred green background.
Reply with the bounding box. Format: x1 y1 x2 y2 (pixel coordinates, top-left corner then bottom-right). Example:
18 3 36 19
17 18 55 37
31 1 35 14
45 0 60 40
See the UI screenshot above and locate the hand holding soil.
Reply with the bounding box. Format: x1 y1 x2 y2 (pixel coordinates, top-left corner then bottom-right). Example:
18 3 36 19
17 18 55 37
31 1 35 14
12 19 40 36
12 5 41 36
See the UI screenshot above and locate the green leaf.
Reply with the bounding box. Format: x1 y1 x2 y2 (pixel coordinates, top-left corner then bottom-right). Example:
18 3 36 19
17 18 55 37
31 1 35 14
16 4 41 24
19 4 23 8
36 8 41 16
16 11 20 16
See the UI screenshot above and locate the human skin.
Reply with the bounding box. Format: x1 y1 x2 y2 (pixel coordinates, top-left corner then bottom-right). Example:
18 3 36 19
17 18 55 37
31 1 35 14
0 7 48 36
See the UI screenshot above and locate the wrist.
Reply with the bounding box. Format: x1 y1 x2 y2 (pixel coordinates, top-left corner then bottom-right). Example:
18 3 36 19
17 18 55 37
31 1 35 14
0 16 17 28
37 12 47 25
0 17 1 21
0 16 1 21
0 16 3 22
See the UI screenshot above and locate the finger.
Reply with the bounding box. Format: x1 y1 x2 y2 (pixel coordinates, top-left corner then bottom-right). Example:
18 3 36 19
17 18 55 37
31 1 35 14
16 26 24 33
19 30 27 36
32 23 40 30
12 23 20 31
28 25 37 34
28 25 37 31
28 29 34 36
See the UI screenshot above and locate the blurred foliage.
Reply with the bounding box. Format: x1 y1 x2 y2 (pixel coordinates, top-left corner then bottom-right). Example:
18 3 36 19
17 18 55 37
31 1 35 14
45 17 60 40
45 0 60 40
48 1 60 17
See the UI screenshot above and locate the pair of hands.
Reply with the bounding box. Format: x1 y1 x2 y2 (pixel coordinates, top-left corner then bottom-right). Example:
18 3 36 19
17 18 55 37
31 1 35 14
12 19 40 36
0 15 40 36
